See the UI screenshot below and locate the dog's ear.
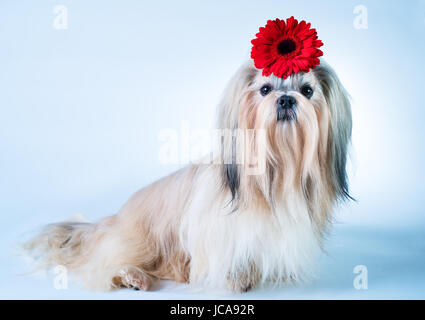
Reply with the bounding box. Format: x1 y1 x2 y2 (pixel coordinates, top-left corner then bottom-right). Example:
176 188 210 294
314 62 353 201
217 62 257 204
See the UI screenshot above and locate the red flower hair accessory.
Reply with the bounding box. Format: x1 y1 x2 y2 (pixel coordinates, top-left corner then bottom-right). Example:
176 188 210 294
251 17 324 79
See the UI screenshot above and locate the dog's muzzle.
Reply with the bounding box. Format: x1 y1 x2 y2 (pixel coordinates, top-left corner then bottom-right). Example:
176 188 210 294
276 95 297 121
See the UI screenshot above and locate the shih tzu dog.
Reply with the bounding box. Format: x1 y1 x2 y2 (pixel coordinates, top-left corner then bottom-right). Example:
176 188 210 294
24 17 352 292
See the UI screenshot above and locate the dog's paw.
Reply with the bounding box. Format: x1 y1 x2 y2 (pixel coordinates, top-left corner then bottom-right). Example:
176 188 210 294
233 283 253 293
118 267 152 291
229 276 257 293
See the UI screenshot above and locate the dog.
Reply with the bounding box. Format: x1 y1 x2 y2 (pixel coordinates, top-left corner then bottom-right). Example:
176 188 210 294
24 17 352 293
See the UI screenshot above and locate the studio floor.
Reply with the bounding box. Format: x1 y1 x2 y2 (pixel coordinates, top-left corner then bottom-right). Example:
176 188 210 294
2 213 424 300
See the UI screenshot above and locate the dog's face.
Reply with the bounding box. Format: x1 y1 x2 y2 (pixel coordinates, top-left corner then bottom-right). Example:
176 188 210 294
218 61 352 212
243 68 328 169
250 68 322 123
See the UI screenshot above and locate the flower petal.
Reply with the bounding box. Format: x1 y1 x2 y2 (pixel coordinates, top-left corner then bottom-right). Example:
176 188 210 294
251 17 323 78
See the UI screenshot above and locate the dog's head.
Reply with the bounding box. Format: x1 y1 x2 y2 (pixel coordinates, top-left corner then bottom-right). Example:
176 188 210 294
218 60 352 212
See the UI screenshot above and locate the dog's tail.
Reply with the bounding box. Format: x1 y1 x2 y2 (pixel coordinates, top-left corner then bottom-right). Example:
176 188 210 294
22 215 94 271
22 214 151 290
22 214 120 289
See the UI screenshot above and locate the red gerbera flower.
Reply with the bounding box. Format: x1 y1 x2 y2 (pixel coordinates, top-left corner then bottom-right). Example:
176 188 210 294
251 17 324 79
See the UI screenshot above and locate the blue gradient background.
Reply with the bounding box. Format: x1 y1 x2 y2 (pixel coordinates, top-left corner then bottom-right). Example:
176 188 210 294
1 0 424 299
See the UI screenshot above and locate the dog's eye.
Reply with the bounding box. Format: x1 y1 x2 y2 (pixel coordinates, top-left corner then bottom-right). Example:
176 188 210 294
301 85 313 99
260 84 272 96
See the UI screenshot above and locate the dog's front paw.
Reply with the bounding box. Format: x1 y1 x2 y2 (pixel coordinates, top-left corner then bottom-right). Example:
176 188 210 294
229 273 258 293
117 267 152 291
233 282 253 293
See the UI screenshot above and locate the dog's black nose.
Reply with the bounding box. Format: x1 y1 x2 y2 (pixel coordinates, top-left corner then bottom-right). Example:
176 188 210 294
277 95 296 109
